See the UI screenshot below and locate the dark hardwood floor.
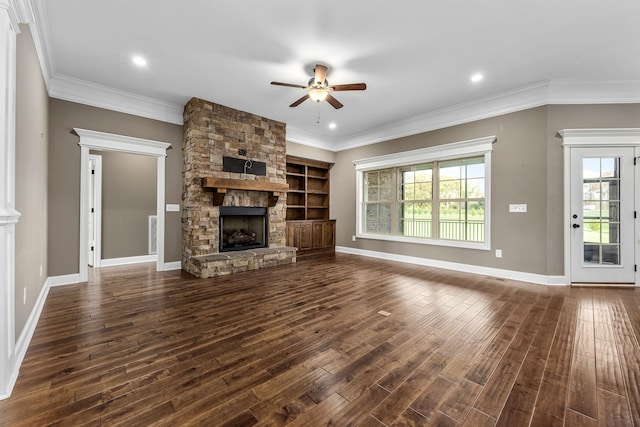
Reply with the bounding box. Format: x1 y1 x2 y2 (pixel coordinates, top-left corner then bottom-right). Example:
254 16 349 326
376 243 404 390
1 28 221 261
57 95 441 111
1 253 639 426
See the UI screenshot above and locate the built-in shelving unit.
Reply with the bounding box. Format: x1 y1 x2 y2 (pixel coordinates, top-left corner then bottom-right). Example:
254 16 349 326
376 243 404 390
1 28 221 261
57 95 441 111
285 156 332 221
286 156 335 255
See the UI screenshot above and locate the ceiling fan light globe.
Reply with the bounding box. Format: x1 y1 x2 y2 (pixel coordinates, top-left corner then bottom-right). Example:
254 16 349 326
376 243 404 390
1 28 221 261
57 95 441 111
308 88 329 102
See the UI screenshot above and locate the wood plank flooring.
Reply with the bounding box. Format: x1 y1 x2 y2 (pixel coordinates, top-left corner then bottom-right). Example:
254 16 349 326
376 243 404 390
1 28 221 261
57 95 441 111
2 253 640 426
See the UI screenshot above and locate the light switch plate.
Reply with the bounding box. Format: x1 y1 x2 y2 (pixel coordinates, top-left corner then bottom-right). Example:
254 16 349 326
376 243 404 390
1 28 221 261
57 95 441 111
509 204 527 213
166 204 180 212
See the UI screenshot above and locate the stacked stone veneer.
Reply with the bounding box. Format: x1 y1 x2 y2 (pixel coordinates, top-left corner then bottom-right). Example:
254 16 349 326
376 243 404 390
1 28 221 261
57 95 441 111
182 97 295 278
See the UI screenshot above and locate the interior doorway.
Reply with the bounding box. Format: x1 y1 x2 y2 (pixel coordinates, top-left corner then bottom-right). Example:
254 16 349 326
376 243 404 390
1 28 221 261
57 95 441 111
75 129 171 282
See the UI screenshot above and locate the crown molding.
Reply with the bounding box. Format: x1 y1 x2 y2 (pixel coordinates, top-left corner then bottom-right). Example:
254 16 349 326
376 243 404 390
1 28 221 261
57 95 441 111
0 0 21 31
20 0 640 150
333 80 640 151
27 0 54 86
49 74 184 125
13 0 33 23
286 126 336 151
46 76 640 152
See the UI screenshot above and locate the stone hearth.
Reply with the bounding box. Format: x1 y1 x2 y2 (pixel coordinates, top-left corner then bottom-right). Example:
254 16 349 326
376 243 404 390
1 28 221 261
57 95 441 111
182 98 296 278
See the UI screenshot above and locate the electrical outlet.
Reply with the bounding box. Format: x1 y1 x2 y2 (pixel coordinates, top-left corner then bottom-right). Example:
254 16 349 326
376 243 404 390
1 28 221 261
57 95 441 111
495 249 502 258
352 235 356 242
23 287 27 304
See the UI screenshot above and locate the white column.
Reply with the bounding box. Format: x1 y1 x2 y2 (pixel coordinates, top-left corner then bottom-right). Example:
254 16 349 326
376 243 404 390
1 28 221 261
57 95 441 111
0 0 21 399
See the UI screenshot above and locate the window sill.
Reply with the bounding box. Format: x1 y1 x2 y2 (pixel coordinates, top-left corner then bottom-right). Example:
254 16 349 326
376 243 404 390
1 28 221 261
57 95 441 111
356 232 490 251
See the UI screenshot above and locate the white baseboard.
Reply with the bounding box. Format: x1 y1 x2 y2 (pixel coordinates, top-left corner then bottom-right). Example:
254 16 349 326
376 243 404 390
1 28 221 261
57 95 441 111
161 261 181 271
47 273 82 287
2 275 54 400
100 254 157 267
12 277 51 385
335 246 569 286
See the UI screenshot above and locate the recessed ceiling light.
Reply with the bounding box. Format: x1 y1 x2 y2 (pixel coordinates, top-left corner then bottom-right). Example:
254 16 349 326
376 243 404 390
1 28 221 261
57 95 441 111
471 73 484 83
329 122 337 129
132 56 147 67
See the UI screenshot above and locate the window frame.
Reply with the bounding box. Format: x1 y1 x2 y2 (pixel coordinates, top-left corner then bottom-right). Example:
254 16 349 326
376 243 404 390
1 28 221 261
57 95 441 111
354 136 495 250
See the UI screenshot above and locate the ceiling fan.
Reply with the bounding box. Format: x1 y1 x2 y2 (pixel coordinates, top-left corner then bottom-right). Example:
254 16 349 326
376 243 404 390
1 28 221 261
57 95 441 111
271 64 366 109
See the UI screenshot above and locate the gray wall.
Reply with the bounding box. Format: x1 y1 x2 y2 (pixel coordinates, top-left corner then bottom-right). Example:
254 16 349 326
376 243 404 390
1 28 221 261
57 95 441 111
15 25 49 338
92 151 157 259
286 141 336 164
48 99 183 276
331 104 640 276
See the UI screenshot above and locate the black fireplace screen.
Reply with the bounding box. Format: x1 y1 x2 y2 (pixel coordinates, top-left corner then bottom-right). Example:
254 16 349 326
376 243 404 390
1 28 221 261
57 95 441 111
219 207 268 252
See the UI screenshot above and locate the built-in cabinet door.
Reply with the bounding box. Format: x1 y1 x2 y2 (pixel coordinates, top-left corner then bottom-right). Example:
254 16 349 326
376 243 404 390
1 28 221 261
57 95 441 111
322 221 335 248
288 222 313 250
312 222 324 249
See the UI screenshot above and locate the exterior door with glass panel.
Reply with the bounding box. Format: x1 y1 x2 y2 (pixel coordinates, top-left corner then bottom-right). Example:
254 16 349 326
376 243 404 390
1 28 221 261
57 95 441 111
570 147 635 284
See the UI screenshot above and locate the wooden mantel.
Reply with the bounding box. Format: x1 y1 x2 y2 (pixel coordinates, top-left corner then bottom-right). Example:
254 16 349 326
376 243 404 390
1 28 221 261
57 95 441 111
201 177 289 207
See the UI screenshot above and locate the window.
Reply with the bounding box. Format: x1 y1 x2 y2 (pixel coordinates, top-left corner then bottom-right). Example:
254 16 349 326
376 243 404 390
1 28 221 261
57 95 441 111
355 136 495 250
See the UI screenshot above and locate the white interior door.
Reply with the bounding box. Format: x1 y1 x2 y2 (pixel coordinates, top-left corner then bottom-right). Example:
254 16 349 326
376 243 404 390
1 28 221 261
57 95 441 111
87 158 95 267
87 154 102 268
570 147 635 284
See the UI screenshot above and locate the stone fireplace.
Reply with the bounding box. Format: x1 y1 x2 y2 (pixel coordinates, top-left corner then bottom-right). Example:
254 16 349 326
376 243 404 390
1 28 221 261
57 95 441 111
182 97 296 278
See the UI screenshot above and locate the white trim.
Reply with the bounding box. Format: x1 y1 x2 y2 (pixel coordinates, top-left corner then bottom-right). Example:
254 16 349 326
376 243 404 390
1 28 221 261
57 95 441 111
562 142 572 288
47 273 82 287
100 254 158 268
156 156 166 270
354 137 494 251
331 80 640 152
79 145 89 280
25 0 54 89
75 128 172 157
0 208 20 225
559 128 640 146
162 261 182 271
353 135 496 171
0 0 20 32
355 233 490 251
12 275 49 382
336 246 569 286
50 74 184 125
75 128 171 282
559 129 640 287
15 5 640 150
0 2 19 400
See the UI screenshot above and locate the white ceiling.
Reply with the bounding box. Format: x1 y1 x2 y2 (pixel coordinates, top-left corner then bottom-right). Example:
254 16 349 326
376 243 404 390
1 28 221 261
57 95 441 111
28 0 640 151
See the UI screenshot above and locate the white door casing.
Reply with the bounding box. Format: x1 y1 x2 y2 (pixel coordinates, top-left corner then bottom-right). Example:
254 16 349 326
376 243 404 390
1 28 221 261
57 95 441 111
76 129 171 282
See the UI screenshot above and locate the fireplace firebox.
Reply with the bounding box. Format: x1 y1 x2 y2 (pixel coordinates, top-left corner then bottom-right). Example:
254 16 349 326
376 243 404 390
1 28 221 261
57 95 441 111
219 207 268 252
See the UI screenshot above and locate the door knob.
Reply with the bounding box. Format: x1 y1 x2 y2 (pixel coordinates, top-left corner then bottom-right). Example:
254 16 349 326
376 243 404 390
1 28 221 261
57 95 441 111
572 224 580 228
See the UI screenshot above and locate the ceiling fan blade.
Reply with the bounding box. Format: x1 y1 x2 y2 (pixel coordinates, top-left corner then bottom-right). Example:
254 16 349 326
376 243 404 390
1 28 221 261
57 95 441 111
271 81 307 89
326 94 343 109
314 64 328 84
329 83 367 91
290 94 310 107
